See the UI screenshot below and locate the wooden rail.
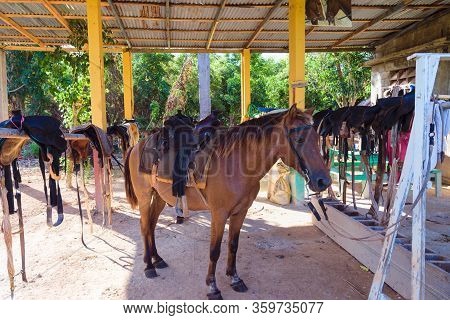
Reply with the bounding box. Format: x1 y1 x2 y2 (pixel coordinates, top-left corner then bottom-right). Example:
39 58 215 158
0 128 89 141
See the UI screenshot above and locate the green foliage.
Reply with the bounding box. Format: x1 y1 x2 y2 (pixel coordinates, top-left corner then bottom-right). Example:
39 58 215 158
7 47 372 131
21 141 41 158
305 52 373 110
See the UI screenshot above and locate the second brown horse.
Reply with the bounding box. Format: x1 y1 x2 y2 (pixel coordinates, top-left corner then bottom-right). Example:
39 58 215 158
124 105 331 299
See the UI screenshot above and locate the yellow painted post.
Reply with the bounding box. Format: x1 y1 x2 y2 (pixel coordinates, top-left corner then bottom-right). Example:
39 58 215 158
122 50 134 120
86 0 106 215
289 0 306 203
240 49 251 122
289 0 306 110
86 0 106 130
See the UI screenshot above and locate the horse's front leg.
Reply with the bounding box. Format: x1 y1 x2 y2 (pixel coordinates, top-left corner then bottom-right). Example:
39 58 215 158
226 211 248 293
206 213 227 300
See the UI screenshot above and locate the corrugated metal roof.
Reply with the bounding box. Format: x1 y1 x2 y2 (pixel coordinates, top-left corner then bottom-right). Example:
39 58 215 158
0 0 447 52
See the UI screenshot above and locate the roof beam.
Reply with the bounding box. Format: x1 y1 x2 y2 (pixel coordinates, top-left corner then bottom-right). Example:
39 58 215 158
245 0 284 48
331 0 415 48
0 11 45 47
374 8 450 47
106 0 131 48
206 0 226 49
165 0 171 48
41 0 71 32
352 4 450 10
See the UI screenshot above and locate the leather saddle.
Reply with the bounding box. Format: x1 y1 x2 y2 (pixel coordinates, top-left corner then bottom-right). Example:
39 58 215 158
0 110 67 225
139 111 221 193
69 123 113 166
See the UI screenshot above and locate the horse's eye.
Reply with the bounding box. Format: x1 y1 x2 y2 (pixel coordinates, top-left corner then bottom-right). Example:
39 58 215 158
297 137 305 143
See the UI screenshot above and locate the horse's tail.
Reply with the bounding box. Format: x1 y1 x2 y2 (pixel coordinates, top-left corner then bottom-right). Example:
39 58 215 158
124 146 138 209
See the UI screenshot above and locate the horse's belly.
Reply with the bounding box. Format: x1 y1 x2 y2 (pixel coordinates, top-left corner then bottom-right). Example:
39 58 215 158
154 181 209 211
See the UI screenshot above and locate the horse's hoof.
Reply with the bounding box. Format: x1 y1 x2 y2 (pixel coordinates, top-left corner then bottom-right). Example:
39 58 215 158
207 291 223 300
176 216 184 224
144 268 158 278
231 279 248 293
153 259 168 269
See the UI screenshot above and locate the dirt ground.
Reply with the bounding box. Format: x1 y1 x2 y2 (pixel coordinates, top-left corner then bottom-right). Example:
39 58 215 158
1 162 447 300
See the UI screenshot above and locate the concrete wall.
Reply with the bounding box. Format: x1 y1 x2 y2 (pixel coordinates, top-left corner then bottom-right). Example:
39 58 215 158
369 12 450 184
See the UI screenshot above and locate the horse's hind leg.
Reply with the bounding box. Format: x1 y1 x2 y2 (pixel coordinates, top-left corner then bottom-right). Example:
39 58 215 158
140 190 167 278
226 211 248 293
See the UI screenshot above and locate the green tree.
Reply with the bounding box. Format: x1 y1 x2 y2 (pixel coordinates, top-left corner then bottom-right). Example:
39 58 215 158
305 52 373 110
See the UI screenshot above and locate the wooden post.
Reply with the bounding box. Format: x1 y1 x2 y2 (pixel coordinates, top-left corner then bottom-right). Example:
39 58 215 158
198 53 211 120
288 0 306 109
410 54 439 299
0 50 8 121
122 50 134 120
368 53 444 300
288 0 306 201
240 49 251 122
87 0 106 129
86 0 106 213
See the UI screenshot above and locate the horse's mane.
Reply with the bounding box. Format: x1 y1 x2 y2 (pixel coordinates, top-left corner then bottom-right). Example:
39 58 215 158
214 109 309 157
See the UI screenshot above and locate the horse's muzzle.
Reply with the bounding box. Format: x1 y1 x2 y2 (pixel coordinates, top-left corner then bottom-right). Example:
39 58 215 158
309 174 332 192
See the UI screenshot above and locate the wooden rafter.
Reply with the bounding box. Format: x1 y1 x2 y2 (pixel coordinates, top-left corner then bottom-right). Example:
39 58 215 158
206 0 226 49
106 0 131 48
41 0 71 32
306 27 315 37
331 0 415 48
3 1 448 10
165 0 170 48
245 0 284 49
374 8 450 47
0 11 45 47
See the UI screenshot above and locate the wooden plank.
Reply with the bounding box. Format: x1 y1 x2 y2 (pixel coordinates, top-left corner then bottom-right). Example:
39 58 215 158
0 12 45 47
0 128 89 141
106 0 130 48
165 0 170 48
331 0 415 48
206 0 226 50
364 37 450 67
309 197 450 299
41 0 72 32
288 0 305 108
0 50 8 122
245 0 284 49
410 54 440 300
374 8 450 48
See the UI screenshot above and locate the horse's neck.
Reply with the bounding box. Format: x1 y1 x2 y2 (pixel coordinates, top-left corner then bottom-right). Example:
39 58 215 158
239 129 280 184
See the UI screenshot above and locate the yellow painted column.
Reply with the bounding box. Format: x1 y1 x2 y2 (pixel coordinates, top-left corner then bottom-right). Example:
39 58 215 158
86 0 106 129
86 0 106 215
122 50 134 120
240 49 251 122
289 0 306 110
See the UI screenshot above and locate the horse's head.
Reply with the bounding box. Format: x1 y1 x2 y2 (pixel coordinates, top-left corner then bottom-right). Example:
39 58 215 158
278 105 331 192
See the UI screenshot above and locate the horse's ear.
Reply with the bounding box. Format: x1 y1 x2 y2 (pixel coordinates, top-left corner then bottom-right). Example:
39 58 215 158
304 107 315 116
285 104 299 121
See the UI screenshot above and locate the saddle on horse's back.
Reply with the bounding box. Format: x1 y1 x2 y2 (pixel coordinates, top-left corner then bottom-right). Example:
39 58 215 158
140 111 221 194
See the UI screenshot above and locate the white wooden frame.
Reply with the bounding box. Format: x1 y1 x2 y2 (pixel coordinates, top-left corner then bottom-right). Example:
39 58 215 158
369 53 450 300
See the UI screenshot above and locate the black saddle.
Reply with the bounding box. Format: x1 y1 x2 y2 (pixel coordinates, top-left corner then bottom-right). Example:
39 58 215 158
158 111 221 197
0 110 67 226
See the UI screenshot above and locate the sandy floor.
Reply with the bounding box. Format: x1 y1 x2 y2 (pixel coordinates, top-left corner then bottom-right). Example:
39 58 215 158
2 163 447 300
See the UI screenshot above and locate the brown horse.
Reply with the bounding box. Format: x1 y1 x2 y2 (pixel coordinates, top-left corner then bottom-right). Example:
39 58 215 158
124 105 331 299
